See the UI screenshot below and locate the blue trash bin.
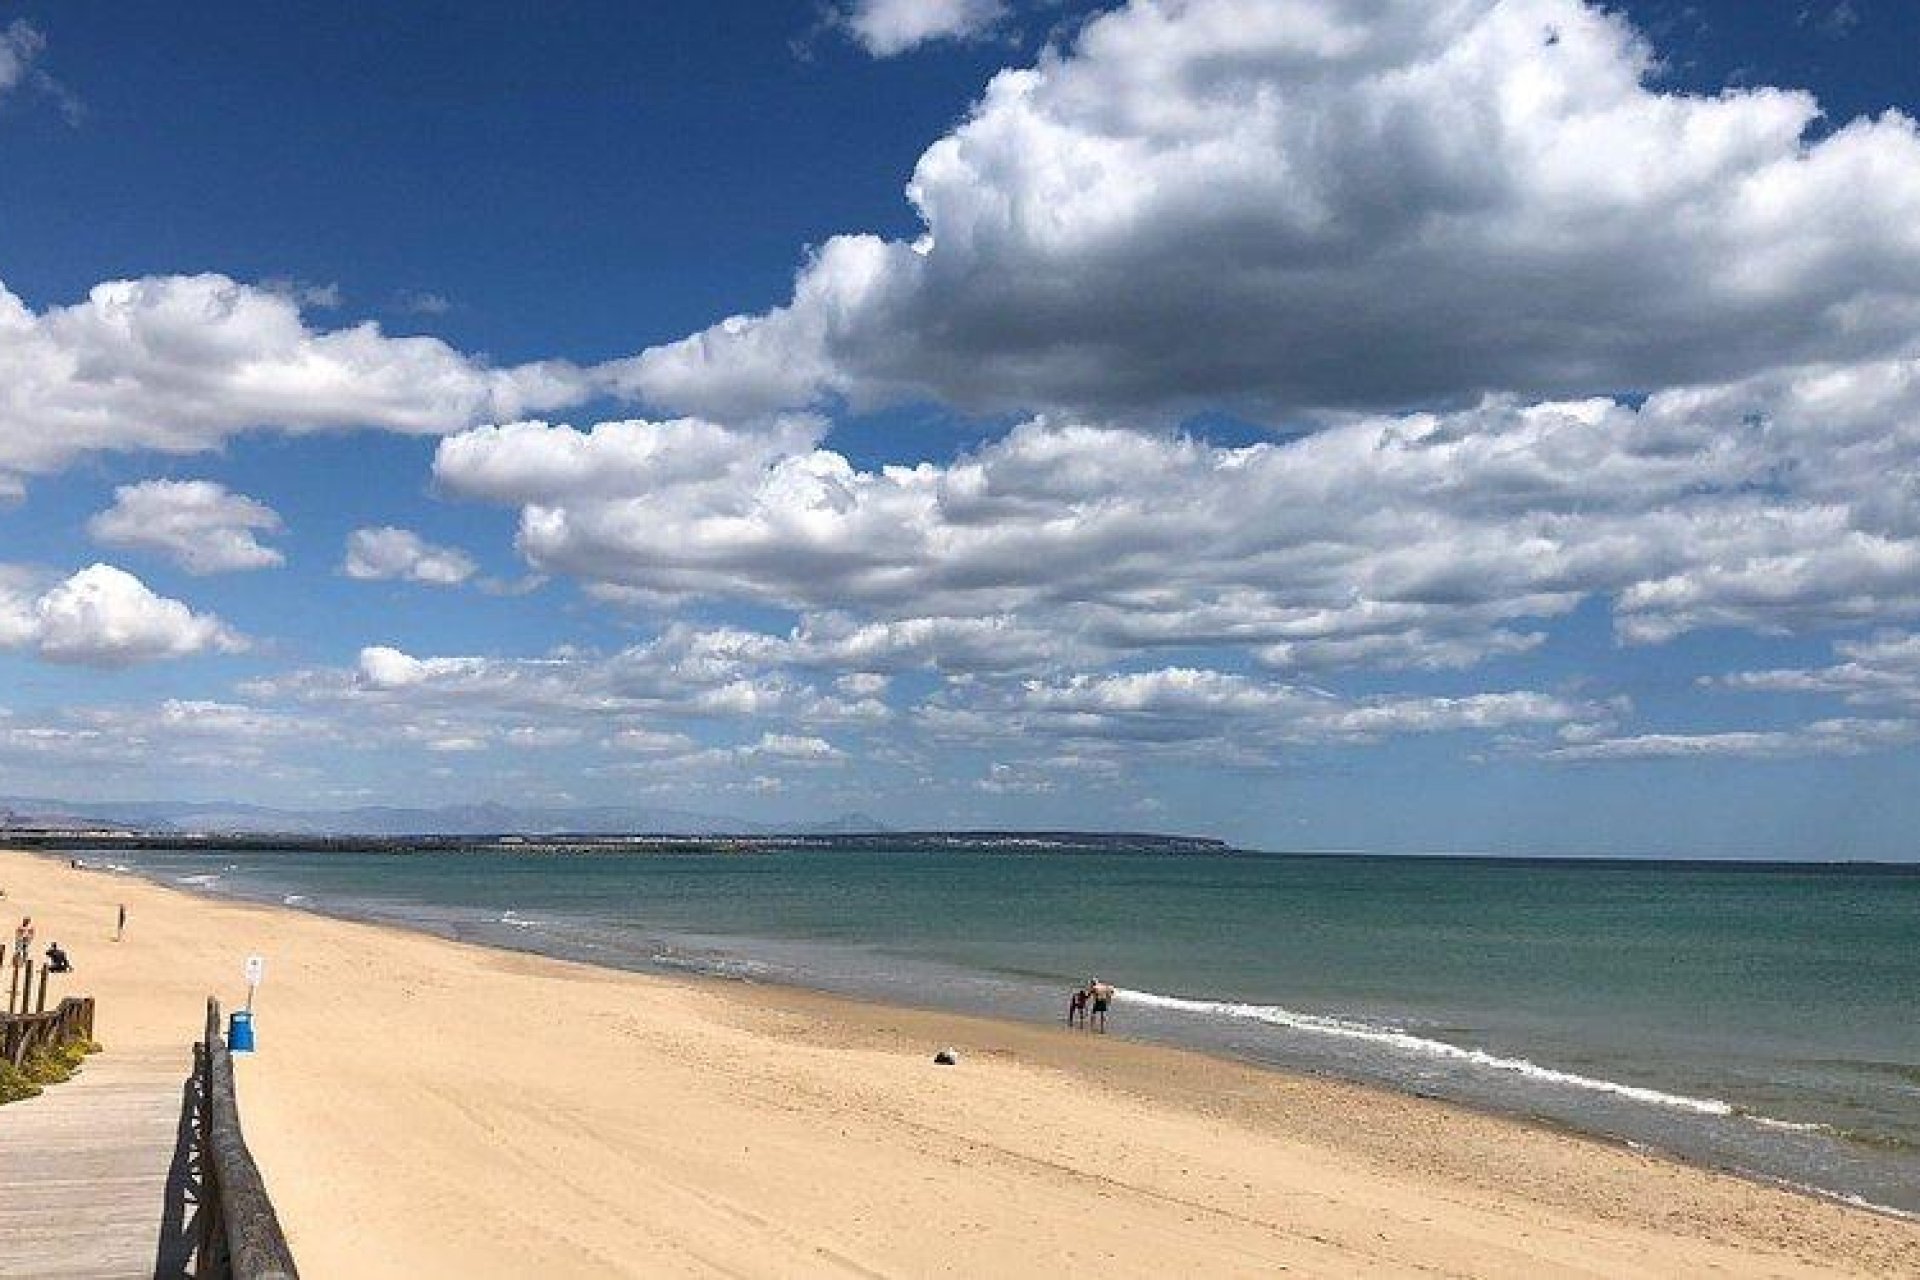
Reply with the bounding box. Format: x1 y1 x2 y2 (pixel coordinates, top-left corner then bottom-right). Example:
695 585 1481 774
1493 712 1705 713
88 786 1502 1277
228 1008 255 1053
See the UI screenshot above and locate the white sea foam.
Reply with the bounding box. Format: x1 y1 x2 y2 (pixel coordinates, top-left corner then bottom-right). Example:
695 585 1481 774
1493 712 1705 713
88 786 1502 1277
176 873 222 887
497 910 542 930
1769 1178 1920 1222
1117 988 1739 1116
1742 1113 1835 1135
282 894 309 906
651 949 774 980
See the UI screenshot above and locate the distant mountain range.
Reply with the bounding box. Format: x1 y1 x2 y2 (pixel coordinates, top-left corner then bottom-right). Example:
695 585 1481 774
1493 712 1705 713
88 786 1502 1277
0 796 890 838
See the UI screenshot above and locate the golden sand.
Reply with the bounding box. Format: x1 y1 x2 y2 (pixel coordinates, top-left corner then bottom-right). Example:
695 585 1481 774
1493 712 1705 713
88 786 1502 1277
4 847 1915 1277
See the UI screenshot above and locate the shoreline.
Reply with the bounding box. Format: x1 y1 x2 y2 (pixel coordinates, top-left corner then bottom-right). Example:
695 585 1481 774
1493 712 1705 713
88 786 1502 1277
247 898 1920 1225
73 846 1920 1223
704 970 1920 1228
6 845 1918 1276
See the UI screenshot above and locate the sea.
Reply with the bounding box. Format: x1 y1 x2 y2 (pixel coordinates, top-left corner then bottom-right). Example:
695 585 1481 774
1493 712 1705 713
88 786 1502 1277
83 843 1920 1216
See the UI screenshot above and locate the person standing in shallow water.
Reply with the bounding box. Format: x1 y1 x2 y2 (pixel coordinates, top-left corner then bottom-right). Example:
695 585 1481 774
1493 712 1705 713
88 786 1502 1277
1067 983 1089 1028
1089 978 1115 1032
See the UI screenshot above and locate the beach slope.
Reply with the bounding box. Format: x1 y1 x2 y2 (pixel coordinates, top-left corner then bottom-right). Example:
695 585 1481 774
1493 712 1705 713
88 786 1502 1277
3 848 1915 1278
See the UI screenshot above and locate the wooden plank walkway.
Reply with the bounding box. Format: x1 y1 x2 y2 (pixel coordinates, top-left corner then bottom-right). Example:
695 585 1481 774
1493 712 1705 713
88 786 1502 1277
0 1044 195 1280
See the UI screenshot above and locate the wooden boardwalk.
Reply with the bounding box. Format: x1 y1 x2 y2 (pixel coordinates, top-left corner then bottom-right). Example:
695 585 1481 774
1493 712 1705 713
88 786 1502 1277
0 1044 196 1280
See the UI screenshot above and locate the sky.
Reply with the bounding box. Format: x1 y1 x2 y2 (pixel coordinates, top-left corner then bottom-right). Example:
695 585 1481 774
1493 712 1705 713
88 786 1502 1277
4 0 1920 856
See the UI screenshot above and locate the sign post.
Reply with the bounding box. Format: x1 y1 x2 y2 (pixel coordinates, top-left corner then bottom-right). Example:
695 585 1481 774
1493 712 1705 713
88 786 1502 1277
229 954 266 1053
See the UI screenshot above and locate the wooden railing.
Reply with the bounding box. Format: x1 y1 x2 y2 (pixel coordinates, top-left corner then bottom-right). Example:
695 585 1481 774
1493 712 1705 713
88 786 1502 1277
0 995 93 1068
6 954 67 1019
195 997 299 1280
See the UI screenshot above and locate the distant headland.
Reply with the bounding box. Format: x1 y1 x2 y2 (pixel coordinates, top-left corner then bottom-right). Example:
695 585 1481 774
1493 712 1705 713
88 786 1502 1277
2 827 1233 857
0 794 1228 854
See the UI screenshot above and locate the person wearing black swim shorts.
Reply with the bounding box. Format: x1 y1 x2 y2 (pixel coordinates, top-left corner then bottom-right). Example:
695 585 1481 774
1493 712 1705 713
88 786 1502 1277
1089 978 1114 1032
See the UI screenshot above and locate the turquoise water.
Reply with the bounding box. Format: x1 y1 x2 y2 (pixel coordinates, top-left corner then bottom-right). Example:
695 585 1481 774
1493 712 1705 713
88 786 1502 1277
94 846 1920 1214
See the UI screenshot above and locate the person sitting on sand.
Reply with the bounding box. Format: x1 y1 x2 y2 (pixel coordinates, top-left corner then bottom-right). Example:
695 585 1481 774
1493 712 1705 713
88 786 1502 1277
1067 983 1089 1028
44 942 71 974
1088 978 1115 1032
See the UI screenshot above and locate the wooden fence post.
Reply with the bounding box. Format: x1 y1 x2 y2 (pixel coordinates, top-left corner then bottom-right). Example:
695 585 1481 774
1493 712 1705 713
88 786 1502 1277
196 994 299 1278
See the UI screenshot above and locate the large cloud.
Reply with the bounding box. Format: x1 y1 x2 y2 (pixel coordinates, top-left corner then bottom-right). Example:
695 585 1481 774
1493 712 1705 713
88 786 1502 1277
436 354 1920 670
467 0 1920 718
88 480 286 574
0 563 246 666
619 0 1920 422
0 273 597 489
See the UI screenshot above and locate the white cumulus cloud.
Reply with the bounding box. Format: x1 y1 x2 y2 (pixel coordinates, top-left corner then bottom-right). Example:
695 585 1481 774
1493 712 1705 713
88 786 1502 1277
342 527 478 586
88 480 286 574
0 563 246 667
437 367 1920 673
0 272 598 492
841 0 1006 57
620 0 1920 423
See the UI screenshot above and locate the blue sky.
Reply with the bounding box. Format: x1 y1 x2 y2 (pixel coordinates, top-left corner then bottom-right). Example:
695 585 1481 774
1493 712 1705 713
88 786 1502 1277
5 0 1920 855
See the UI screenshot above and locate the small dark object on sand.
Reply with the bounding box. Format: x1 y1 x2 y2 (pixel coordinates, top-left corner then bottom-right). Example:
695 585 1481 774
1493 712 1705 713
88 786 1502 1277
933 1048 959 1066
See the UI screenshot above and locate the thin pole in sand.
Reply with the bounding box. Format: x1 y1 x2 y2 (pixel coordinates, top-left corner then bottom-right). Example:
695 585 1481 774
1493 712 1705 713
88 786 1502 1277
35 963 50 1014
5 958 16 1015
243 954 264 1014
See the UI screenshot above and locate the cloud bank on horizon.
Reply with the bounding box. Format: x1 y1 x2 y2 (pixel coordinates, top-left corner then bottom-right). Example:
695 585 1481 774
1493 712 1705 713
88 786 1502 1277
5 0 1920 851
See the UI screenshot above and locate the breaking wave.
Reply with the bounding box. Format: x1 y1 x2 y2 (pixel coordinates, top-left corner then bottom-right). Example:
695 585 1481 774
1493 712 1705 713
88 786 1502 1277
1119 987 1753 1118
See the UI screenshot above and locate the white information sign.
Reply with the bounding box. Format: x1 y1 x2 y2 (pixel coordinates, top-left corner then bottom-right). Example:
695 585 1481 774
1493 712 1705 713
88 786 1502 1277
244 955 265 987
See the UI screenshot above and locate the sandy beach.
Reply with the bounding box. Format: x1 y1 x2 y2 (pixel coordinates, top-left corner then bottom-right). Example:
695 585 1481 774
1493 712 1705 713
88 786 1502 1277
3 847 1917 1278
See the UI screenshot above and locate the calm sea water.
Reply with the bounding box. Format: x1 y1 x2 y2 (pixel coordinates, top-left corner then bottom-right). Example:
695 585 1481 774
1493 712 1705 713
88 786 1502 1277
90 845 1920 1214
